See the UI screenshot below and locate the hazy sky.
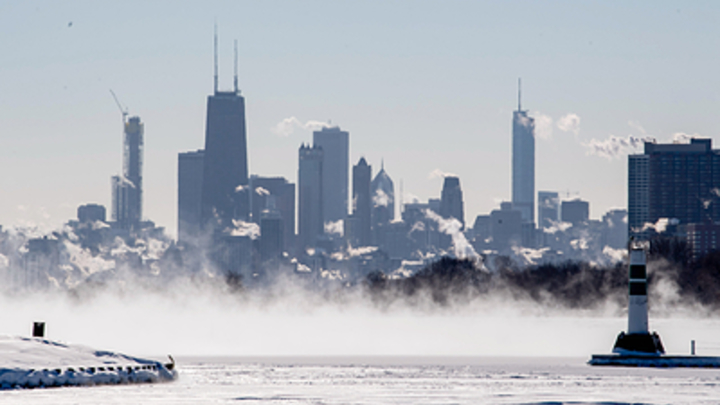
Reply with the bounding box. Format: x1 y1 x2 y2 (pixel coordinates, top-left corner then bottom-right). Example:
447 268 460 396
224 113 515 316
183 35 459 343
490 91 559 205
1 1 719 236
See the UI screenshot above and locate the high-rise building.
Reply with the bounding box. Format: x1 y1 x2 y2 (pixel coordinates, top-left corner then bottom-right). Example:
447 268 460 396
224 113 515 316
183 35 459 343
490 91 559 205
178 150 205 243
298 144 324 250
490 202 522 252
313 126 349 224
439 176 465 228
77 204 106 224
111 116 144 230
352 157 372 246
370 161 395 228
602 209 628 249
629 138 720 240
628 154 650 239
512 80 535 223
370 162 395 247
259 196 284 261
538 191 559 229
201 33 249 230
249 175 295 253
561 199 589 225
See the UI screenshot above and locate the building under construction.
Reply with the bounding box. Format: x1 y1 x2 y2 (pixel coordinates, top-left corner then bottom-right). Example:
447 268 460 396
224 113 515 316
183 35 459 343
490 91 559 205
111 107 144 231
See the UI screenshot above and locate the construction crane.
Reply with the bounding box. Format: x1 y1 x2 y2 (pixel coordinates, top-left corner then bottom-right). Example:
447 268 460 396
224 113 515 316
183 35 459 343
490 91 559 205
109 89 128 125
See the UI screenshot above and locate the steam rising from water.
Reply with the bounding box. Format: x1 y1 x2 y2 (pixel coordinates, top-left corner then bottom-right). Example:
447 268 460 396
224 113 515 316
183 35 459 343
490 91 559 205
272 117 331 137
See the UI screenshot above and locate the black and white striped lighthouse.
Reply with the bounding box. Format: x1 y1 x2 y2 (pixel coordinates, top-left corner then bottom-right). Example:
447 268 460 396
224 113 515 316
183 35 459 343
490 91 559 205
612 247 665 355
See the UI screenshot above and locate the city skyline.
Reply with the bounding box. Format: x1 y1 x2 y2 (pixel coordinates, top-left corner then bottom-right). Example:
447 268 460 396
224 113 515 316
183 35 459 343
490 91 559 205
2 2 720 235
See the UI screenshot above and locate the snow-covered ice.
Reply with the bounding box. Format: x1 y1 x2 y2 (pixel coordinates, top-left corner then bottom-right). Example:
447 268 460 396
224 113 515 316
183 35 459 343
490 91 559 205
0 336 176 390
2 356 720 404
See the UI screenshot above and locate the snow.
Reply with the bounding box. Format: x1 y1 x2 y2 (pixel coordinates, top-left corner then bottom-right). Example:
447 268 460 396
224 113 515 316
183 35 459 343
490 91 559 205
4 356 720 404
0 336 176 390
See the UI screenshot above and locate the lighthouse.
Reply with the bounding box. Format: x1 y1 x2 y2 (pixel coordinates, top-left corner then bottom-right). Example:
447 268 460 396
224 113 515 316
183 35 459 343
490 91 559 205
590 245 720 367
611 247 664 355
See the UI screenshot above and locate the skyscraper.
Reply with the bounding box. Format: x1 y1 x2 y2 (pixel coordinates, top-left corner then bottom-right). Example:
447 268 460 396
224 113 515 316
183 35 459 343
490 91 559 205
371 161 395 246
313 126 349 224
538 191 559 229
201 33 249 230
439 176 465 228
561 199 589 225
111 115 143 230
259 196 284 261
628 154 649 239
629 138 720 239
178 150 204 243
352 157 372 246
249 175 295 253
512 80 535 223
298 144 323 250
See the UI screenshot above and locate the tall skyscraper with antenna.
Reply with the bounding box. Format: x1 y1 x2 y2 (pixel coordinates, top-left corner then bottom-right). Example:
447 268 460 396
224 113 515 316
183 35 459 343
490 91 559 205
512 78 535 223
200 27 250 230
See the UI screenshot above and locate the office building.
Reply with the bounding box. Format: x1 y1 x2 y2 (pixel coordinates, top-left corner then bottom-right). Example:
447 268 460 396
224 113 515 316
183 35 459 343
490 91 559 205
298 144 323 249
439 176 465 228
259 196 284 261
77 204 106 223
561 199 589 225
178 150 205 242
370 161 395 228
490 202 523 252
111 116 144 230
249 176 295 253
313 126 349 223
201 33 249 230
629 138 720 239
512 80 535 223
352 157 372 246
538 191 559 229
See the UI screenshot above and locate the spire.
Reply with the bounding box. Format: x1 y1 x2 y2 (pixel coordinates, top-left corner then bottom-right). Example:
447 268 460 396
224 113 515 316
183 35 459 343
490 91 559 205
233 39 238 93
214 23 218 94
381 158 384 171
518 77 522 111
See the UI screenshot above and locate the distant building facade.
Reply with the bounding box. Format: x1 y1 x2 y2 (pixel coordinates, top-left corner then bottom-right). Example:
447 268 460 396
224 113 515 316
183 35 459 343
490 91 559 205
439 176 465 228
490 202 522 252
538 191 559 229
352 157 372 246
561 199 589 225
259 196 284 261
298 144 324 250
77 204 106 223
313 126 349 224
512 85 535 224
687 223 720 261
178 150 205 243
111 116 144 230
249 176 295 253
371 163 395 228
629 139 720 239
200 89 249 230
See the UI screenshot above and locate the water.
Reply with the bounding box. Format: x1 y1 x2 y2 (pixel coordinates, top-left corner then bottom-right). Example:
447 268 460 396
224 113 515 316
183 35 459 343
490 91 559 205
4 356 720 404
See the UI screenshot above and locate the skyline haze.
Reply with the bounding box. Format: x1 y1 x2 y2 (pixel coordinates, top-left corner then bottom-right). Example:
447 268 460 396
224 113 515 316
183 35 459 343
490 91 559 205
1 1 719 235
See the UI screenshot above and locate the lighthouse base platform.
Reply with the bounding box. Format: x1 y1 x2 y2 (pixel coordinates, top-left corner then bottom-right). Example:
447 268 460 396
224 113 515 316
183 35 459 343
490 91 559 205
589 354 720 368
612 331 665 355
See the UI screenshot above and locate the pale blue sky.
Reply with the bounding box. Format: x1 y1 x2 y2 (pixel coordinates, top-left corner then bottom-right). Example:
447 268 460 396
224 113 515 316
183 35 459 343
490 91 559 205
1 1 718 234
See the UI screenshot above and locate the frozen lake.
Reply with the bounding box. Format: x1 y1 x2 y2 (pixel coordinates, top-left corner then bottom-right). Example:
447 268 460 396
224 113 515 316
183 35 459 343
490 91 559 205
3 356 720 404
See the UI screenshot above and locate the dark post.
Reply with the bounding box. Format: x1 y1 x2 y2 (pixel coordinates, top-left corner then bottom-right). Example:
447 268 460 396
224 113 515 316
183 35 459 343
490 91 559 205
33 322 45 338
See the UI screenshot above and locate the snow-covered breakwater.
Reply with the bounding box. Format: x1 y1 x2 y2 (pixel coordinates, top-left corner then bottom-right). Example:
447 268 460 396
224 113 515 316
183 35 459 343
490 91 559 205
0 336 176 389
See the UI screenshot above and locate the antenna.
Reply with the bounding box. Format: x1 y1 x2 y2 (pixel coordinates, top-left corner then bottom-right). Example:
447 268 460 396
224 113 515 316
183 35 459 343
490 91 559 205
109 89 128 124
214 23 218 93
518 77 522 111
234 39 238 93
